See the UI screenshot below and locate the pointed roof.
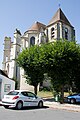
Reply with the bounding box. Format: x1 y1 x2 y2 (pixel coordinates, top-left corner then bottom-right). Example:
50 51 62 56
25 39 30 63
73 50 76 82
48 8 72 27
27 21 46 32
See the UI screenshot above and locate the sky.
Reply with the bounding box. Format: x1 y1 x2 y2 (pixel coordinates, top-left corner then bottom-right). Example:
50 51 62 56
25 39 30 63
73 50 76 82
0 0 80 69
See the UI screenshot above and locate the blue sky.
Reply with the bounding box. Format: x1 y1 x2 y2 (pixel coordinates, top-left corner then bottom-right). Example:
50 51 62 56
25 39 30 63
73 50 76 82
0 0 80 69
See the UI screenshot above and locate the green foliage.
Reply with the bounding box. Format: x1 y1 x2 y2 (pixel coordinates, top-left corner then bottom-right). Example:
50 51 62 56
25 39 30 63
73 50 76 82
17 40 80 96
17 45 44 94
39 40 80 101
44 40 80 95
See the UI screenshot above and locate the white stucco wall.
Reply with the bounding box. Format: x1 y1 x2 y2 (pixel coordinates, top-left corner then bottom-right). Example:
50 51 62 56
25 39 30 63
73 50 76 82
0 74 15 100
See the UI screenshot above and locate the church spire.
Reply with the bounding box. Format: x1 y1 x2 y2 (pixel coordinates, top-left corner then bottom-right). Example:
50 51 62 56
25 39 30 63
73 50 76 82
47 8 72 27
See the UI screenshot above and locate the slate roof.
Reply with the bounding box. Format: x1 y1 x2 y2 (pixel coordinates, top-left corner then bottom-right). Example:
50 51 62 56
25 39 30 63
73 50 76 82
47 8 72 27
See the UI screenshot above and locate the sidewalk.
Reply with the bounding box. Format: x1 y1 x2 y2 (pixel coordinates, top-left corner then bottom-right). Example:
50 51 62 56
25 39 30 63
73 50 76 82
44 98 80 112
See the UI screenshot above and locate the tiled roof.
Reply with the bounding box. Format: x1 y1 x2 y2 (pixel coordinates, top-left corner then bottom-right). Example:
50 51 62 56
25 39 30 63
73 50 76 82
48 8 72 27
27 21 46 31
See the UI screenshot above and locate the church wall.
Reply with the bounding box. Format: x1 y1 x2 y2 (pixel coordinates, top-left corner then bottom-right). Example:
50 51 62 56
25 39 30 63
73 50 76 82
47 23 58 42
59 22 63 39
8 60 15 79
26 40 28 48
2 37 11 70
21 38 26 49
47 22 73 42
21 33 29 49
20 68 34 91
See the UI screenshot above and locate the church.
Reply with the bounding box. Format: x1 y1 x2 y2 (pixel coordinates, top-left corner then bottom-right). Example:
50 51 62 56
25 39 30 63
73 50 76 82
2 8 75 91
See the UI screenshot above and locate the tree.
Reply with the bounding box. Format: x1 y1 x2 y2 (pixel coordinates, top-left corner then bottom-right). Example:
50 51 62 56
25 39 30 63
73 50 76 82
46 40 80 103
17 40 80 101
38 40 80 103
17 45 44 95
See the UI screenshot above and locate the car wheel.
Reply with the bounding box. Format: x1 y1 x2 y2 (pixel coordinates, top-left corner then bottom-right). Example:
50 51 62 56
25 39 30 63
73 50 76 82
16 101 23 110
4 105 9 109
70 98 76 104
38 101 43 108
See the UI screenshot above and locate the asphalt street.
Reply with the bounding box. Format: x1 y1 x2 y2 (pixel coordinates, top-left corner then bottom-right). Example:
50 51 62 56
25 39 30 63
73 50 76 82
0 106 80 120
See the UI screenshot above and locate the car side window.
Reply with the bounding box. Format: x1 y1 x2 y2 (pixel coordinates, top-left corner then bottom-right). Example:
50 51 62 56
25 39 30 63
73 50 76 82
27 92 36 98
21 92 28 96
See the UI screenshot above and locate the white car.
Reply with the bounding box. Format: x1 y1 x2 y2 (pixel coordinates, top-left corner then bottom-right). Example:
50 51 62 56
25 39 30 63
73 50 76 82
1 90 44 110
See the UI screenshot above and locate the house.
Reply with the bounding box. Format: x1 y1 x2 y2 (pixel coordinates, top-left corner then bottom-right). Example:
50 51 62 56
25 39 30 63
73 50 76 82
0 69 15 100
2 8 75 91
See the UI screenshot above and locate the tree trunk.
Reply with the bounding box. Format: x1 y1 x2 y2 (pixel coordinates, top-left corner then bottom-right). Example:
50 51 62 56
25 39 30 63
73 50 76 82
34 85 37 95
60 85 64 104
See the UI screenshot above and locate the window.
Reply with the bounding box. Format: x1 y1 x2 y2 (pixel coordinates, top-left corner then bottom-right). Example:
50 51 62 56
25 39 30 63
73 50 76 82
51 27 55 39
27 92 36 98
30 36 35 46
65 28 68 40
21 92 28 96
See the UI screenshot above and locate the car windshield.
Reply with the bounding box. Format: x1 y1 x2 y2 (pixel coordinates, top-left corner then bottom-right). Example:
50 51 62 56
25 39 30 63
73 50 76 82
7 91 19 95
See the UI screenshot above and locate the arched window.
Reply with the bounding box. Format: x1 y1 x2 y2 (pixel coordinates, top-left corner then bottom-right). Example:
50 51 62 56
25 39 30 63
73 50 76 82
30 36 35 46
51 27 55 39
65 28 68 40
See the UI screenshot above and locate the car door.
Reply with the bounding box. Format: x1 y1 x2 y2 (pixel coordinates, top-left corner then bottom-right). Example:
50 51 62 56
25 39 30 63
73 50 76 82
21 91 32 107
27 92 38 106
76 94 80 102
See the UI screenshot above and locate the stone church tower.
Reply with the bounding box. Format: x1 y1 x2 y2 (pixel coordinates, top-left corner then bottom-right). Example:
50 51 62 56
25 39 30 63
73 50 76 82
2 29 21 89
2 8 75 90
2 37 11 74
47 8 75 42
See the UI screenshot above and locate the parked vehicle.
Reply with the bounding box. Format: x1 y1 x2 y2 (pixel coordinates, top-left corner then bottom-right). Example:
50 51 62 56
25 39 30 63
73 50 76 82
1 90 44 110
67 93 80 104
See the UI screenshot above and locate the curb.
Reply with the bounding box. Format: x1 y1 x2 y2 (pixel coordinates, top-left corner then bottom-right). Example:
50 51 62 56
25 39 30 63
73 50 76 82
44 101 80 112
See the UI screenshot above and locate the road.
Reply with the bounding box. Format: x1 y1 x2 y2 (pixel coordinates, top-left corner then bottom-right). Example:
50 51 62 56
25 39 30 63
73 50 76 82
0 106 80 120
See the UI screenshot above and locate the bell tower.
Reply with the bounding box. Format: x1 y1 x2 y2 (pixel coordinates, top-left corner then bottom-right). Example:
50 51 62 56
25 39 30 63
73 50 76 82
47 8 75 42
